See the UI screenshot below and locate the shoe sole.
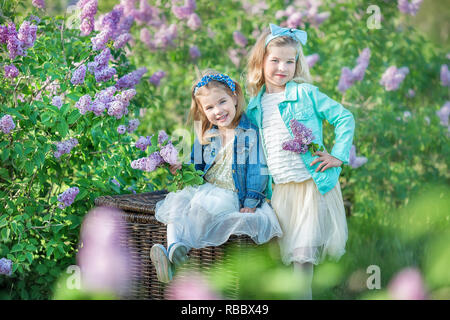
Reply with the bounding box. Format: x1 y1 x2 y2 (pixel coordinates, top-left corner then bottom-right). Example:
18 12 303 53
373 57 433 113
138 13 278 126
169 243 189 267
150 244 172 283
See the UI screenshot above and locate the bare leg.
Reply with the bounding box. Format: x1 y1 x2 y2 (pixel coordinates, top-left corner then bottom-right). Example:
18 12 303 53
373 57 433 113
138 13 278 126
293 262 314 300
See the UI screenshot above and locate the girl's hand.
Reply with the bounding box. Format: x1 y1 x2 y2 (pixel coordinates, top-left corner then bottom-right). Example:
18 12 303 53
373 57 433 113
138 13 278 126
169 162 182 175
240 207 256 213
310 151 343 172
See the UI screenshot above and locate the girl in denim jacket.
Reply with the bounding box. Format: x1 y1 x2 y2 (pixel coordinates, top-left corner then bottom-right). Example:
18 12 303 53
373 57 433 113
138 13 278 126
246 24 355 299
150 69 282 283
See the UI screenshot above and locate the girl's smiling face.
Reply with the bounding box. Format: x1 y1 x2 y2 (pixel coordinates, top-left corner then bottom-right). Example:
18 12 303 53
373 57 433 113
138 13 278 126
197 87 237 131
263 45 297 93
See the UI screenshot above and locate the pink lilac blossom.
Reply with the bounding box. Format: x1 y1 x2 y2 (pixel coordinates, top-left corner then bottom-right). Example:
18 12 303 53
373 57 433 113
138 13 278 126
135 135 152 151
32 0 45 9
77 206 132 296
282 119 314 154
158 130 169 145
78 0 98 36
71 64 87 85
165 271 221 300
0 115 15 134
286 12 303 28
75 94 92 115
153 24 178 49
149 70 166 86
126 119 140 133
107 100 127 119
115 67 147 90
117 125 127 134
160 142 178 165
242 0 268 16
6 23 25 60
91 100 107 116
337 67 355 93
348 145 367 169
172 0 196 20
233 31 248 48
187 13 201 31
113 33 132 49
306 54 320 69
52 95 63 109
397 0 423 16
380 66 409 91
189 45 201 60
338 48 371 92
440 64 450 87
54 138 78 159
0 258 12 276
387 268 427 300
4 64 19 78
57 186 80 209
131 152 165 172
436 101 450 126
18 21 37 50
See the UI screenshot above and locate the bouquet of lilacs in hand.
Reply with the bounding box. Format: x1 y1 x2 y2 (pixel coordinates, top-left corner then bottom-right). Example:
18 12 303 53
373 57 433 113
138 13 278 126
282 119 323 155
131 130 203 192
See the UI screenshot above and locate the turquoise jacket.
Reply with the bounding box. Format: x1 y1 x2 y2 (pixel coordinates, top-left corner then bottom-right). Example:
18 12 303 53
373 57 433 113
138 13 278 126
246 81 355 198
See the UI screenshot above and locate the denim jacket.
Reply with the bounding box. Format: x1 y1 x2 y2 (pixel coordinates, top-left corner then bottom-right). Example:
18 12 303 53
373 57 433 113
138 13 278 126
246 81 355 199
189 113 268 209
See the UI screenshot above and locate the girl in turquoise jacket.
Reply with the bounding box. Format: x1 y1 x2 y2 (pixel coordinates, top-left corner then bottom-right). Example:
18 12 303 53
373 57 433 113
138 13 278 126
246 24 355 299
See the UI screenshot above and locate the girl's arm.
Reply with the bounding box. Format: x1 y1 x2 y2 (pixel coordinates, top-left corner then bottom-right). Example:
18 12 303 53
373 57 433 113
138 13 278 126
243 128 268 209
307 85 355 164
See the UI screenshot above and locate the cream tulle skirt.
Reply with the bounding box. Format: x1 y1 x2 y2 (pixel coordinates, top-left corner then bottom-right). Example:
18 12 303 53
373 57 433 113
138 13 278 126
271 179 348 266
155 182 283 249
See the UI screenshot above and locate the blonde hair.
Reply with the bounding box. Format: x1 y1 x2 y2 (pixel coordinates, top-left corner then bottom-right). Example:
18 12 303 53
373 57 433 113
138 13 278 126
188 69 245 145
246 29 312 96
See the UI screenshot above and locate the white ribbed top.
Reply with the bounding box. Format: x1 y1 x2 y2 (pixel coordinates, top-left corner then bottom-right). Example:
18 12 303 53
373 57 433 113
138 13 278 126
261 91 311 184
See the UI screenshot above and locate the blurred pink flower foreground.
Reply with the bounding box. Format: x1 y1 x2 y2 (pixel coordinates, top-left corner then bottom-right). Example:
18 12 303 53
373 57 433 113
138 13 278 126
77 206 133 297
388 267 428 300
166 271 222 300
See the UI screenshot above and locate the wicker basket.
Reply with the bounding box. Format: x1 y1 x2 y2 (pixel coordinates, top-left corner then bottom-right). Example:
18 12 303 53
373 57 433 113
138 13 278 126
94 190 254 300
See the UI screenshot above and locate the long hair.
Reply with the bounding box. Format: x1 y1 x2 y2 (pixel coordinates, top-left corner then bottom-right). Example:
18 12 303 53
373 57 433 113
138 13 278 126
188 69 245 145
246 29 312 96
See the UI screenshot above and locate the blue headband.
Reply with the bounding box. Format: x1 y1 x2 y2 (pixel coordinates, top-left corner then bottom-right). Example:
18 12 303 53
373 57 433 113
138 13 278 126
265 24 307 60
194 73 236 94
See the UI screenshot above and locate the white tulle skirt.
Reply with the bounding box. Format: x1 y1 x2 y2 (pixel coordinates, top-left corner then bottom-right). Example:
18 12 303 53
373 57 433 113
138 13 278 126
155 182 283 249
271 179 348 266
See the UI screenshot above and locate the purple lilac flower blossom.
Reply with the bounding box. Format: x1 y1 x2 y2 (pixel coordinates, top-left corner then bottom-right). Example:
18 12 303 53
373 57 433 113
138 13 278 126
117 125 126 134
187 13 201 31
115 67 147 90
77 206 132 296
149 70 166 86
0 115 15 134
306 54 319 69
189 45 201 60
126 119 140 133
71 64 87 85
135 135 152 151
75 94 92 114
380 66 409 91
32 0 45 9
436 101 450 126
113 33 132 49
349 145 368 169
440 64 450 87
0 258 12 276
172 0 196 20
233 31 248 48
107 100 127 119
52 95 63 109
131 152 165 172
337 67 355 93
282 119 315 154
158 130 169 145
4 64 19 78
111 178 120 187
54 138 78 159
387 268 427 300
6 23 25 60
57 186 80 209
18 21 37 50
160 142 179 165
398 0 423 16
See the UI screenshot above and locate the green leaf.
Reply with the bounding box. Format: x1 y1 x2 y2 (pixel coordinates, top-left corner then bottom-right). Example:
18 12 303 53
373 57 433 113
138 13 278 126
67 110 81 124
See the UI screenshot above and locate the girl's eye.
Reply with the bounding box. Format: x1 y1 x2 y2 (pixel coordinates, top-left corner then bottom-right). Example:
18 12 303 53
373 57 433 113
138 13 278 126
271 59 278 62
219 100 226 104
287 61 295 64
